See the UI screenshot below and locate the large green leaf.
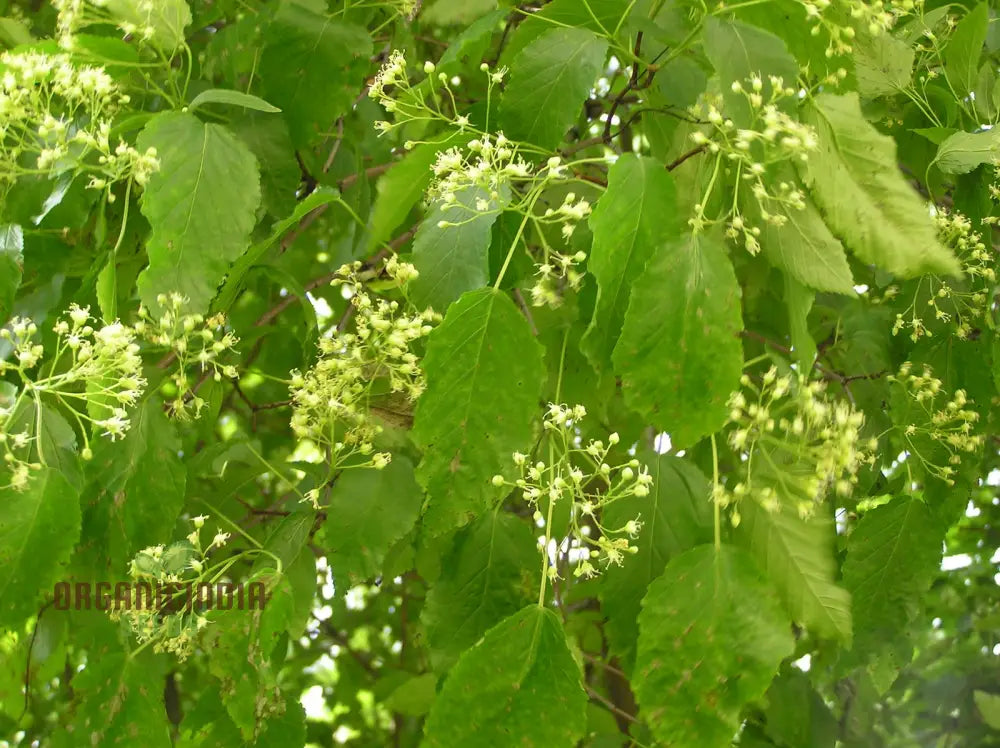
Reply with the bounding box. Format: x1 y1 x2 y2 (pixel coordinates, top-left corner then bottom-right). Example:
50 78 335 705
853 33 914 98
703 17 798 124
366 136 467 253
737 499 852 643
423 605 587 747
842 496 943 659
944 3 988 97
0 223 22 323
801 93 961 278
409 186 504 311
581 154 681 371
323 456 423 587
421 509 539 671
934 128 1000 175
634 544 794 746
600 455 713 667
136 112 261 314
81 397 187 575
412 288 544 535
64 650 171 747
103 0 191 52
259 4 372 147
0 468 81 629
498 27 608 149
612 233 743 449
759 185 856 295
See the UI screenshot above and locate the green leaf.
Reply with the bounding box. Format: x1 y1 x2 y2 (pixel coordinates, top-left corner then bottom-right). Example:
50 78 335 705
136 111 261 314
412 288 544 534
423 605 587 747
612 233 743 449
944 3 989 97
103 0 191 52
421 509 539 670
214 186 341 312
498 27 608 150
785 274 818 367
581 154 681 371
737 500 852 643
974 691 1000 731
759 177 856 295
634 544 794 746
81 398 187 574
423 0 498 26
853 33 914 97
385 673 438 716
703 17 799 125
367 137 466 253
762 671 838 748
409 184 505 311
600 455 713 667
842 496 943 659
323 456 423 587
189 88 281 112
231 113 300 219
66 651 171 747
801 93 961 278
0 223 22 323
0 468 81 629
934 128 1000 175
260 4 372 147
437 9 507 70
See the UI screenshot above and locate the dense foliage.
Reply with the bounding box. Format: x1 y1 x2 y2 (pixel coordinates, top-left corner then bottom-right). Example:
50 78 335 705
1 0 999 745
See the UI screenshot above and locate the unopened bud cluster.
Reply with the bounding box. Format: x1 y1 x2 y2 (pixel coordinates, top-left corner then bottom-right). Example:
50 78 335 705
888 363 983 486
289 260 436 474
136 293 240 419
690 76 819 249
796 0 909 56
717 367 872 523
492 403 649 580
369 50 507 137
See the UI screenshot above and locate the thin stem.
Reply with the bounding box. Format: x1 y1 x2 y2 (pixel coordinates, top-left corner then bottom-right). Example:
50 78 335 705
711 434 721 552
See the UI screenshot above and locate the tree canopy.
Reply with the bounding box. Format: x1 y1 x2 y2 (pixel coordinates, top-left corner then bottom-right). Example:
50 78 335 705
1 0 999 746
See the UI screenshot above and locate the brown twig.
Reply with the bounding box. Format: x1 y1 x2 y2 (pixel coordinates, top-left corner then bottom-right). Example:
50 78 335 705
666 144 706 171
604 32 644 144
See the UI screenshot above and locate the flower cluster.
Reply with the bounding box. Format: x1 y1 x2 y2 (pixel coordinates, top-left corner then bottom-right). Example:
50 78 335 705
111 516 232 661
689 76 820 250
135 294 239 419
289 260 435 484
428 133 532 208
530 249 588 308
0 50 159 206
884 211 996 341
1 307 146 490
717 367 872 522
888 363 983 485
492 404 650 580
